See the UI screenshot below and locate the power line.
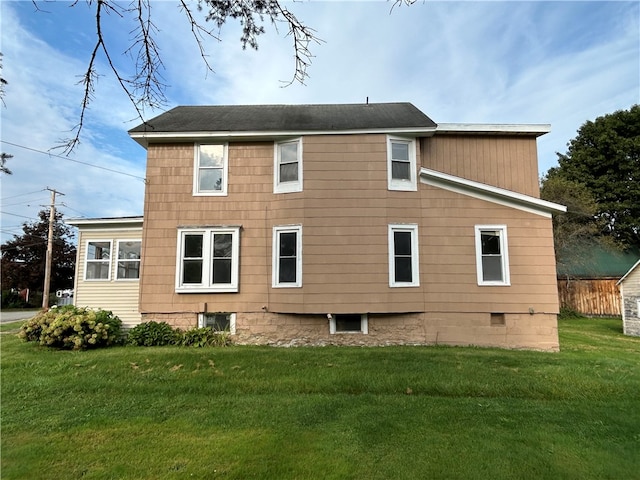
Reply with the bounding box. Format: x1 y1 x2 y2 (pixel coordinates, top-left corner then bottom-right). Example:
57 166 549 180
0 211 38 220
59 203 88 218
2 197 50 207
1 140 146 182
1 189 47 201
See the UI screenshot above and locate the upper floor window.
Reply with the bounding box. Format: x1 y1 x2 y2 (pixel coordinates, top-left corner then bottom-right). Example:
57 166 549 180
116 240 141 280
176 227 240 293
194 144 228 196
85 240 112 281
388 224 420 287
272 225 302 288
274 138 303 193
475 225 510 286
387 136 417 191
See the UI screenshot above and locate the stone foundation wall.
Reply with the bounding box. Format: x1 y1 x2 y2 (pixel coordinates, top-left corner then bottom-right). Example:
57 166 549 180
141 310 559 351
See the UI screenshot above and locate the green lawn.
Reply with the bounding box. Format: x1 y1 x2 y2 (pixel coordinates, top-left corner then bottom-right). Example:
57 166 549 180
2 316 639 479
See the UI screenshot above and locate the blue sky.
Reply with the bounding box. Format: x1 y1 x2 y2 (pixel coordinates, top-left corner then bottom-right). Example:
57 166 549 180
1 1 638 244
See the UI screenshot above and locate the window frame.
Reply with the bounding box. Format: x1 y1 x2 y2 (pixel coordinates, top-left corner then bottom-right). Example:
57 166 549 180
272 225 303 288
388 224 420 287
175 227 240 293
84 240 112 281
115 239 142 281
329 313 369 335
274 138 303 194
474 225 511 286
198 312 236 334
387 135 417 191
193 143 229 196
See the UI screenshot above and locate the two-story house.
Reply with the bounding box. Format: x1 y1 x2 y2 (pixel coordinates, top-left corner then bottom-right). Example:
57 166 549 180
119 102 565 350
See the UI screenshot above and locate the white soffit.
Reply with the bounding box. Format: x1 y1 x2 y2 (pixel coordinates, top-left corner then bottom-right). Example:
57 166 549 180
66 217 144 230
419 168 566 217
436 123 551 136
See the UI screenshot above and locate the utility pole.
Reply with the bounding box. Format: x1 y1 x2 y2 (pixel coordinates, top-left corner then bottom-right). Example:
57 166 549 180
42 187 64 309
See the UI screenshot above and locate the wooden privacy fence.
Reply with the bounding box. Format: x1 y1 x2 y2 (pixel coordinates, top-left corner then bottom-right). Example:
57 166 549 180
557 278 621 316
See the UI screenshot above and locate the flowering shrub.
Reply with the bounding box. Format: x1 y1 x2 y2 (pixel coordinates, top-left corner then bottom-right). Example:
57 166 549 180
127 321 178 346
18 306 123 350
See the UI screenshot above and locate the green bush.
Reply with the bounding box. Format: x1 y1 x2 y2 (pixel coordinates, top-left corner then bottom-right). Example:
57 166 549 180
127 321 178 346
179 327 232 347
18 306 123 350
559 307 585 320
1 290 30 309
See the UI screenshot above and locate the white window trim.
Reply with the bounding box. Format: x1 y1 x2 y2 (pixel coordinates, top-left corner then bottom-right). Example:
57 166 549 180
388 224 420 287
175 227 240 293
198 312 236 334
387 135 417 191
274 138 303 194
474 225 511 286
193 143 229 196
329 313 369 334
272 225 303 288
84 239 112 281
115 239 141 281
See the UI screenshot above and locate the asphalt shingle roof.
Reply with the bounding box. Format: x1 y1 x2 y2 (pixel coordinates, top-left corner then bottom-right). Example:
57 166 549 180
128 103 437 134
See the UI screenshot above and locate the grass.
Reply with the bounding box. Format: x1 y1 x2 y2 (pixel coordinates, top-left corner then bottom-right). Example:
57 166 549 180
2 316 639 479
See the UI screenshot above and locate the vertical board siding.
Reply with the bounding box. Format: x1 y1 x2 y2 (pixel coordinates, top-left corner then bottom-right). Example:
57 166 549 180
557 278 621 316
421 135 540 197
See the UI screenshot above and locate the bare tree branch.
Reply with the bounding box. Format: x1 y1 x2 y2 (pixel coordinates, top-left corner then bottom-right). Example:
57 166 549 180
30 0 322 152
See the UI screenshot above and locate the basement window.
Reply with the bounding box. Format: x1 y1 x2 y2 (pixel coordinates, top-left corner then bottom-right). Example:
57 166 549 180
198 312 236 334
490 313 505 326
330 314 368 334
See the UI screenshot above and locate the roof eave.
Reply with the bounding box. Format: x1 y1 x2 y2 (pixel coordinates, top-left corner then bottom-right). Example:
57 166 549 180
66 216 144 227
128 126 437 148
436 123 551 137
420 168 566 217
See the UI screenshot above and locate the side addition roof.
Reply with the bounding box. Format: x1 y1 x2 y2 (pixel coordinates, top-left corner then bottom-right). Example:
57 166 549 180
128 103 437 146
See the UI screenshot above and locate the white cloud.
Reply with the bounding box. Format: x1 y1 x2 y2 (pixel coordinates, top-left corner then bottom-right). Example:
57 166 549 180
1 0 638 245
1 4 145 244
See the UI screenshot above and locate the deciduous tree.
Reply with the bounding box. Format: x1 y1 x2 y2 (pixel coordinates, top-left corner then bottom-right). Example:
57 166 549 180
1 210 76 294
545 105 640 250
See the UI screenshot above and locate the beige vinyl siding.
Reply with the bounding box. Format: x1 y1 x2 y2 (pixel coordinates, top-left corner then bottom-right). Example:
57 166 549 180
620 264 640 336
140 133 559 320
74 227 142 328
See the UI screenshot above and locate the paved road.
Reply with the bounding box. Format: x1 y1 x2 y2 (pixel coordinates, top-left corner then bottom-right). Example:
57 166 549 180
0 310 39 323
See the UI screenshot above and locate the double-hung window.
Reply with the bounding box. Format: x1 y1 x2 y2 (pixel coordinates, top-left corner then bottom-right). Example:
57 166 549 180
272 225 302 287
388 224 420 287
176 227 240 292
475 225 510 286
194 143 228 196
387 136 417 191
85 241 112 280
274 138 303 193
116 240 141 280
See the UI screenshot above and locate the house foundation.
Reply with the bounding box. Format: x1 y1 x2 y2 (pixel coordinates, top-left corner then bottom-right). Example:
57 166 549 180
140 311 559 351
